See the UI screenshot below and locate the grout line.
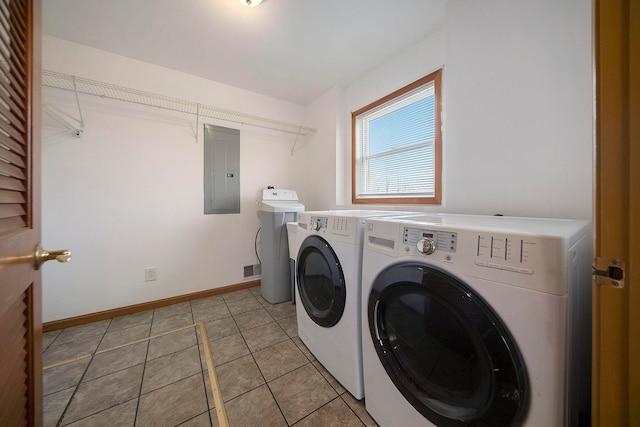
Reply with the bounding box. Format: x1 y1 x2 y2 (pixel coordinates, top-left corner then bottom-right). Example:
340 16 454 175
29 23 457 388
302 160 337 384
198 322 230 427
132 321 152 427
44 289 358 426
44 320 231 425
224 293 291 425
189 301 215 426
43 323 199 370
94 323 197 355
53 319 113 427
43 353 93 370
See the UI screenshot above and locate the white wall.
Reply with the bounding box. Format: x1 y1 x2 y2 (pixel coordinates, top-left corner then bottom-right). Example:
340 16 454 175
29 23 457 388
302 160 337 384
43 0 594 321
296 86 344 210
42 37 310 322
442 0 593 218
324 0 593 219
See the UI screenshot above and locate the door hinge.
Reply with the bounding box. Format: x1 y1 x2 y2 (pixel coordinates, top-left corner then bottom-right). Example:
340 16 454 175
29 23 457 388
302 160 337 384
593 257 625 288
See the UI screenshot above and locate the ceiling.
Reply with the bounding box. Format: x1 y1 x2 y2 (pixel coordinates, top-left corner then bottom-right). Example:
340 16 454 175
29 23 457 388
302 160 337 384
42 0 447 106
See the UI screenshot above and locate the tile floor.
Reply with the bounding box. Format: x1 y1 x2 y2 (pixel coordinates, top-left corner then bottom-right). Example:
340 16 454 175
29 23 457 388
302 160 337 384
42 286 379 426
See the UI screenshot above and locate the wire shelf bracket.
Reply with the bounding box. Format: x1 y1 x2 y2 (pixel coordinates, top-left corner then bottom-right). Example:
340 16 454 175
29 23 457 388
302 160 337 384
42 104 84 138
42 74 85 138
41 70 317 138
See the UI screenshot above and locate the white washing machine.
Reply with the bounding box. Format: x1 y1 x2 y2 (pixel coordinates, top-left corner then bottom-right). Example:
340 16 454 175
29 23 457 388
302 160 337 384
361 214 592 426
295 210 413 399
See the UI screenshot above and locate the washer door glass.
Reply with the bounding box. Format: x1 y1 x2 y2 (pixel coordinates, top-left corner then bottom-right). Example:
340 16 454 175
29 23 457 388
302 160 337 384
369 262 527 426
297 235 346 327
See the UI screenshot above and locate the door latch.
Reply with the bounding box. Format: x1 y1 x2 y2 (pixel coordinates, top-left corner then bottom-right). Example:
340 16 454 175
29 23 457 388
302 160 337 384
593 257 625 288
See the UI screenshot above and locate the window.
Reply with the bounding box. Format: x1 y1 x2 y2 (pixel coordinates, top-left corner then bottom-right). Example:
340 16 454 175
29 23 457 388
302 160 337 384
352 69 442 204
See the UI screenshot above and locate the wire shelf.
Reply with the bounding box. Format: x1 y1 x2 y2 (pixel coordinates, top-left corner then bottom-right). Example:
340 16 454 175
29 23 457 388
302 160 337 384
41 70 316 137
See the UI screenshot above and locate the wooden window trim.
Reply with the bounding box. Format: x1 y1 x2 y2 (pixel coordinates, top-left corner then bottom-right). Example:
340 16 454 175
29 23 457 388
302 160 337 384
351 69 442 205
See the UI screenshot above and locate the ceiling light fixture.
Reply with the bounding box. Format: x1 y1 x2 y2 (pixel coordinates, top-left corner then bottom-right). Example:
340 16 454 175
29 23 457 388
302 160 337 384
240 0 262 7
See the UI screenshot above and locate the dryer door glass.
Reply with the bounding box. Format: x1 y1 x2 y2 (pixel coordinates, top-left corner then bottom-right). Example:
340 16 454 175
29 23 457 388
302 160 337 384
368 262 527 426
297 235 346 327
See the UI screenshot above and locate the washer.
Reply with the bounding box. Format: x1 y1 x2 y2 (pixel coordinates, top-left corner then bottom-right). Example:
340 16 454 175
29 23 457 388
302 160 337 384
361 214 592 426
295 210 412 399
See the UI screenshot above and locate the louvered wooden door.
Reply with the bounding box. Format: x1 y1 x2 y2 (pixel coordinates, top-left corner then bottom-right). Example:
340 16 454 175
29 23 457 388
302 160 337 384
0 0 42 425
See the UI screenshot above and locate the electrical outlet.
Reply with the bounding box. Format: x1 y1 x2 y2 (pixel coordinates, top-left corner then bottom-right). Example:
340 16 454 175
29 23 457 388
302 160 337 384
145 267 157 282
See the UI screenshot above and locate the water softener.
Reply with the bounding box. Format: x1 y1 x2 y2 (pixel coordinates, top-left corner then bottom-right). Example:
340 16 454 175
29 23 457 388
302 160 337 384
258 189 304 303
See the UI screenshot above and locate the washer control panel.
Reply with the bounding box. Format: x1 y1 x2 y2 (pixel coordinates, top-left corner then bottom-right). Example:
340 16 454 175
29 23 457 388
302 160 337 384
403 227 457 253
364 216 584 295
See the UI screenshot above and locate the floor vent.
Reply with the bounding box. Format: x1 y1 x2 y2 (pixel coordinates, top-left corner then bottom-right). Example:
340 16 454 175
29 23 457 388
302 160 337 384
243 263 261 278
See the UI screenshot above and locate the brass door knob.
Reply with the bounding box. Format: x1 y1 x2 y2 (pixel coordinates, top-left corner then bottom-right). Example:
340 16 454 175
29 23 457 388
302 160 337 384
34 245 71 270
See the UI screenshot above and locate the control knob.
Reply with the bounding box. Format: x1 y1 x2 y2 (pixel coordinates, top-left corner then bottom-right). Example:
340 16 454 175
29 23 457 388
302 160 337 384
311 220 322 231
417 238 436 255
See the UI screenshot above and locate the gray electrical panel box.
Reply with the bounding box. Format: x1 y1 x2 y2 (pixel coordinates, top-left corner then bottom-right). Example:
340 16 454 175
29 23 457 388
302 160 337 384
204 124 240 214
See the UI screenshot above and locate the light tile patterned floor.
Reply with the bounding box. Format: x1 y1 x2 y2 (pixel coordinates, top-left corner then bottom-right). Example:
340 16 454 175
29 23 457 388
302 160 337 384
42 286 378 426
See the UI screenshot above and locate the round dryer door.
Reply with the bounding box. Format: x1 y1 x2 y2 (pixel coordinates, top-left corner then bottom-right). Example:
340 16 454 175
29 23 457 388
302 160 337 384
368 262 528 426
297 235 346 327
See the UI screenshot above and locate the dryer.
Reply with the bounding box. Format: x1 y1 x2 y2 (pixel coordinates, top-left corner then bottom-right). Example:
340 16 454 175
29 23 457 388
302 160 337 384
295 210 411 399
361 214 592 426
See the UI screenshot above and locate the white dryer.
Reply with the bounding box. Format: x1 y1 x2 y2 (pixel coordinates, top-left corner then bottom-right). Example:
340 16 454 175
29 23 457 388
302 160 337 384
295 210 411 399
361 214 592 426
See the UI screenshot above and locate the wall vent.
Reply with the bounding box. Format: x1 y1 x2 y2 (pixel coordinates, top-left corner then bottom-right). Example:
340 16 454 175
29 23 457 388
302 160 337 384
243 263 261 278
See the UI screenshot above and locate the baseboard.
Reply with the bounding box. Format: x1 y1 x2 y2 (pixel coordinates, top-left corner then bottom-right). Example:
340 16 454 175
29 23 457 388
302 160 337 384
43 280 261 332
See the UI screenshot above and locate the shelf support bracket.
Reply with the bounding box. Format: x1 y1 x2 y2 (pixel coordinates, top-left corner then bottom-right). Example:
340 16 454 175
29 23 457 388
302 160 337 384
291 126 302 155
42 104 84 137
72 76 85 129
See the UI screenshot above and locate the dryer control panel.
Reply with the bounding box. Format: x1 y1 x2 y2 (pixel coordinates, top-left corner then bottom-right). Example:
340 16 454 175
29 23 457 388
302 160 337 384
310 216 328 231
403 227 457 253
300 214 362 245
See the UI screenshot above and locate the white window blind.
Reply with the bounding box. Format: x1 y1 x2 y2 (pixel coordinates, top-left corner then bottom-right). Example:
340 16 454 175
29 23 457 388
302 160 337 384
354 78 438 201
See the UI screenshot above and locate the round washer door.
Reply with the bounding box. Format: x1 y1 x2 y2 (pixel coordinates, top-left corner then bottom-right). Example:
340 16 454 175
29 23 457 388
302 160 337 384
297 235 346 327
368 262 528 426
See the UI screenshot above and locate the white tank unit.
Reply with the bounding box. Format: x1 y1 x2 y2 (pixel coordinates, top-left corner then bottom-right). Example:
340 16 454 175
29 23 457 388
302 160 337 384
258 189 304 303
